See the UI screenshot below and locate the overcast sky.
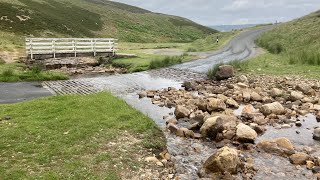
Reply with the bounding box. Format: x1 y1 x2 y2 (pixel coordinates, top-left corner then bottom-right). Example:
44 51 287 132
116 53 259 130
111 0 320 25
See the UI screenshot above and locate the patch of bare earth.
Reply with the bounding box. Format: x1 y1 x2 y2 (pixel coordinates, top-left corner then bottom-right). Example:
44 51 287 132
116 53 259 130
0 50 21 63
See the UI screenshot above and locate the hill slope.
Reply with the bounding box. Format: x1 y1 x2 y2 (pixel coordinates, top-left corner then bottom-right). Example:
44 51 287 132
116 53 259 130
256 10 320 65
0 0 216 47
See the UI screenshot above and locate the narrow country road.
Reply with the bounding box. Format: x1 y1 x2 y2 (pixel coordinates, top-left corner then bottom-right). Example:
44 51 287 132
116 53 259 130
173 26 272 73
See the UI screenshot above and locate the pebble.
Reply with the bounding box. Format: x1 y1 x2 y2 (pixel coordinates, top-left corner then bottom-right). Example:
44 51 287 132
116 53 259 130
281 124 291 129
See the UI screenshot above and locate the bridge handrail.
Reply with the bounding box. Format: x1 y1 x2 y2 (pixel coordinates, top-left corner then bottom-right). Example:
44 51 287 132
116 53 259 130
26 38 117 59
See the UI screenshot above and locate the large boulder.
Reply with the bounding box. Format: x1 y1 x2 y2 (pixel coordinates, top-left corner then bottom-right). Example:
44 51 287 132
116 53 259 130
290 91 304 101
215 65 235 80
289 152 310 165
260 102 285 115
203 146 240 174
174 105 190 119
236 123 257 142
207 98 226 112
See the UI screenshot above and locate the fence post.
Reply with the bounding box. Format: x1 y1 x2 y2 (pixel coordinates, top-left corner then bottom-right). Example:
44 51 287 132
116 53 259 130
73 39 77 57
94 39 96 57
52 39 56 59
91 39 94 56
30 39 33 60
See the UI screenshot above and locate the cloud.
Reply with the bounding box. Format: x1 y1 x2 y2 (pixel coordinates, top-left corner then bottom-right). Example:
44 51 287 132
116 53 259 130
111 0 320 25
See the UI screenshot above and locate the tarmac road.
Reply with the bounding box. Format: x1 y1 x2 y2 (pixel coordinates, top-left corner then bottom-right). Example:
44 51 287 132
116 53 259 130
0 82 52 104
172 26 273 73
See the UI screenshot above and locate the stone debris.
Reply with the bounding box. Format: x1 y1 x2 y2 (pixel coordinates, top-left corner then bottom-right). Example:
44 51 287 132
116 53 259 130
141 73 320 178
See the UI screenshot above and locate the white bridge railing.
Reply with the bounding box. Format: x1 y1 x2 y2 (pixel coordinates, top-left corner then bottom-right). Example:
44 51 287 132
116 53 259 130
26 38 117 59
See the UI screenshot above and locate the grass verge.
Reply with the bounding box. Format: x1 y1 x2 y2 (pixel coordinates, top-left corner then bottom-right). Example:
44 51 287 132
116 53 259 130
0 92 165 179
0 63 68 82
210 52 320 80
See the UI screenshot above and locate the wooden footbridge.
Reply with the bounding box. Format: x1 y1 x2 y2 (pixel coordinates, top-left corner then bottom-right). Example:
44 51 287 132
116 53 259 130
26 38 117 60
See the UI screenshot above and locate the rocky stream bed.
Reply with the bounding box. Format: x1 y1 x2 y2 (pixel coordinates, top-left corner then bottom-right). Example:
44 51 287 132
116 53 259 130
138 66 320 179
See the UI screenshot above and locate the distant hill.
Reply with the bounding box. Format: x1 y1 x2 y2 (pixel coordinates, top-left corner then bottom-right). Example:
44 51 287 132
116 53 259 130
256 10 320 65
0 0 217 44
210 24 257 32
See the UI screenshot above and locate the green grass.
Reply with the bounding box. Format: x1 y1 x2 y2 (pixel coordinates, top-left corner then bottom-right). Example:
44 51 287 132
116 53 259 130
221 52 320 79
0 58 5 65
0 63 68 82
186 31 239 52
149 55 188 69
0 92 165 179
113 52 194 72
239 9 320 79
256 10 320 66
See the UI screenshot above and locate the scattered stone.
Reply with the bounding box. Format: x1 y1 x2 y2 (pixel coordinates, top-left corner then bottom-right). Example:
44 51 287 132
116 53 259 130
260 102 285 115
306 161 315 170
200 116 220 138
146 91 155 98
296 84 311 94
242 90 251 102
275 137 295 151
313 128 320 141
176 127 194 138
236 123 257 143
166 118 178 125
237 75 248 83
174 105 190 119
270 88 283 97
251 92 262 102
217 94 228 102
225 98 239 108
138 91 147 98
289 152 310 165
281 124 291 129
316 112 320 122
295 121 302 127
312 166 320 174
203 146 240 174
242 104 255 114
145 156 163 167
215 65 235 80
257 137 295 156
207 98 226 112
167 123 179 133
237 83 249 89
290 91 304 101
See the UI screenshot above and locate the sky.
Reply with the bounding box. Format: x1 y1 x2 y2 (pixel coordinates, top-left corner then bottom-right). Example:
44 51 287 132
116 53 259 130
111 0 320 26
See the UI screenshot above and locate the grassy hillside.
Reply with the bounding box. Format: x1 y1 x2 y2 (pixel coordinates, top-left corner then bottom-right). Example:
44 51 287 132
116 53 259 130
256 10 320 65
0 0 217 51
227 10 320 79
